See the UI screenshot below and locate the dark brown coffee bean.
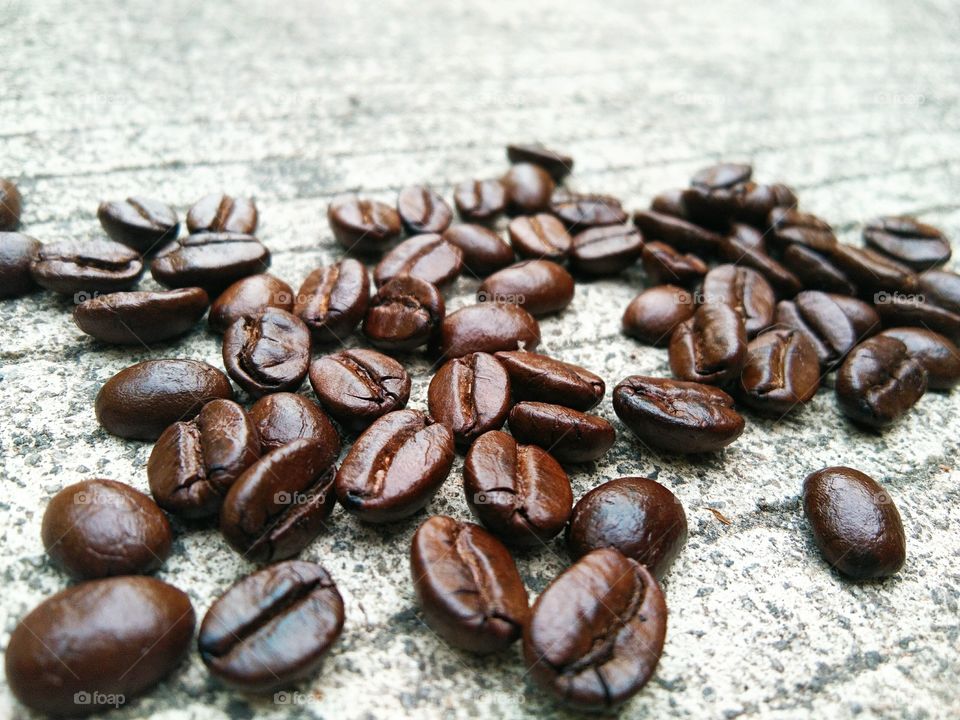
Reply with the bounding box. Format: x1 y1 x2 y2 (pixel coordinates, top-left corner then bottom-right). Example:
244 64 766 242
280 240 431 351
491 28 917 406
336 409 454 522
682 164 754 229
148 399 261 518
96 359 233 440
570 224 644 276
502 163 556 215
506 142 573 180
494 350 604 411
737 183 798 226
775 290 880 369
436 303 541 358
781 243 857 295
879 327 960 390
0 178 22 230
199 561 344 691
768 208 837 253
508 401 615 464
411 515 529 653
294 259 370 343
327 194 402 253
507 213 572 260
874 292 960 343
74 287 209 344
478 259 574 316
223 307 311 398
0 232 40 297
208 273 293 333
566 477 687 579
463 431 572 547
41 479 171 579
428 353 511 447
702 264 776 337
622 285 696 347
633 209 722 255
737 326 820 416
836 336 927 428
248 392 340 454
613 375 744 454
441 224 514 276
220 439 337 562
719 224 802 297
396 185 453 235
31 239 143 295
918 269 960 314
649 189 688 219
150 232 270 294
803 466 906 579
828 244 918 296
669 303 747 384
308 348 411 431
5 577 194 717
97 196 179 254
863 216 950 270
551 191 627 231
691 162 753 188
523 548 666 711
186 193 258 235
640 240 708 286
374 233 463 288
454 179 506 222
363 275 445 351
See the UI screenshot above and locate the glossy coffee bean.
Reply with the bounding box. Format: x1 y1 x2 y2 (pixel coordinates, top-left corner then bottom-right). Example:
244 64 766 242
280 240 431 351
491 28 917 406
702 264 776 337
737 183 798 227
508 402 615 463
97 196 179 254
768 208 837 253
918 269 960 314
41 479 171 579
411 515 529 653
641 240 708 286
550 191 627 231
781 244 856 295
187 193 258 235
396 185 453 235
309 348 411 431
479 259 574 316
494 350 604 411
363 276 445 351
775 291 881 369
294 259 370 343
0 178 22 230
0 233 40 297
506 142 573 180
502 163 555 215
454 179 506 222
803 466 906 579
248 392 340 454
199 561 344 691
836 336 928 428
879 327 960 390
428 353 511 447
718 224 802 297
613 375 744 454
442 224 514 276
336 409 455 522
148 399 260 518
223 308 310 397
691 162 752 188
566 477 687 579
633 209 722 255
737 326 820 416
874 293 960 343
96 359 233 440
523 548 666 711
463 431 572 547
208 273 293 333
327 194 402 253
669 303 747 384
150 232 270 294
374 233 463 288
507 213 571 260
5 577 194 717
649 189 688 219
31 239 143 295
863 216 950 270
570 224 644 276
220 439 338 562
74 287 209 344
436 303 541 358
828 244 917 297
682 163 753 228
622 285 696 347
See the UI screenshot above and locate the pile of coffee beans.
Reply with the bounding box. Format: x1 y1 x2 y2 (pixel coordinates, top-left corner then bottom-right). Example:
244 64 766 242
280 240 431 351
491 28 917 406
0 145 953 715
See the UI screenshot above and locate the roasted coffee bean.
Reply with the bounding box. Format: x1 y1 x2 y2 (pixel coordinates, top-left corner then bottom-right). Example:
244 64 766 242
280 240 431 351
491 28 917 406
428 353 511 447
97 197 179 254
737 183 798 227
454 179 507 222
335 409 455 522
74 287 209 344
682 163 754 228
31 239 143 295
874 293 960 342
479 259 574 316
622 285 696 347
566 477 687 578
523 548 666 711
507 213 571 260
669 303 747 384
396 185 453 235
775 291 880 370
294 259 370 343
96 359 233 440
828 244 918 297
327 194 402 253
220 439 337 562
719 224 802 297
879 327 960 390
502 162 556 215
570 224 644 276
5 577 194 717
702 264 776 337
613 375 744 454
187 193 258 235
208 273 293 333
374 233 463 288
803 466 906 579
691 162 753 189
441 224 514 276
199 561 344 691
411 515 529 653
768 208 837 253
463 431 572 547
494 350 604 411
148 399 261 518
640 240 707 286
0 232 41 297
363 276 445 351
436 303 541 358
150 232 270 294
42 479 171 579
0 178 22 230
836 336 928 428
863 216 950 270
684 179 796 231
649 189 688 219
309 348 411 431
551 191 627 231
248 392 340 454
223 307 310 398
918 269 960 314
506 142 573 180
737 326 820 416
781 244 856 295
633 209 722 255
508 401 615 464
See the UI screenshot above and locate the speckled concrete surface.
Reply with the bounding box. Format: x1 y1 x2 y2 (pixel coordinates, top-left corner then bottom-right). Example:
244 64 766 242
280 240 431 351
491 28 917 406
2 0 960 718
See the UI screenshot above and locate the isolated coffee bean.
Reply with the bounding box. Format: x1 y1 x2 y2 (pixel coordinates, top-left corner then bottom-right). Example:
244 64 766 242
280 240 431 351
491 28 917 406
613 375 745 454
641 240 708 286
0 178 22 230
479 259 574 316
566 477 687 579
454 179 507 222
702 264 776 337
363 276 445 351
836 336 928 428
622 285 696 347
428 353 511 447
570 224 644 276
879 327 960 390
768 208 837 253
523 548 667 711
374 233 463 288
918 269 960 314
328 194 402 253
803 466 906 579
74 287 209 344
248 392 340 454
669 303 747 384
187 193 258 235
502 163 555 215
441 224 514 276
148 399 261 518
719 225 802 297
633 209 722 255
737 326 820 416
649 189 688 219
42 479 172 579
463 431 572 547
396 185 453 235
5 577 194 717
508 402 615 463
874 293 960 343
436 303 541 358
411 515 529 653
828 244 918 297
223 308 310 398
863 216 950 270
294 259 370 343
97 197 179 254
551 191 627 231
96 359 233 440
309 348 411 431
336 410 455 522
0 233 40 297
507 213 572 260
31 239 143 295
208 273 293 333
506 142 573 180
199 561 344 691
494 350 604 411
781 244 856 295
150 232 270 294
775 291 881 369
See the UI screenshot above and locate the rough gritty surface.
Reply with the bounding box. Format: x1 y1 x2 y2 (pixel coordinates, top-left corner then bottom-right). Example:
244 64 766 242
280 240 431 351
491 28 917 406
2 0 960 718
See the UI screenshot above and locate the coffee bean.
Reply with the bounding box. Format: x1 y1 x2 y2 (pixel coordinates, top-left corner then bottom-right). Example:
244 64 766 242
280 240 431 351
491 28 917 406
775 290 881 369
570 224 644 276
781 244 856 295
396 185 453 235
428 352 511 447
737 326 820 416
0 178 22 230
551 191 627 231
649 189 688 219
441 224 514 276
436 303 541 358
97 197 179 254
613 375 745 454
454 179 507 222
668 303 747 384
768 208 837 253
208 273 293 333
566 477 687 578
96 359 233 440
199 561 344 690
308 348 411 431
633 209 721 255
508 401 615 463
479 259 574 316
0 232 41 297
507 213 572 260
622 285 696 347
463 431 572 547
186 193 258 235
702 264 776 337
150 232 270 294
494 350 604 411
248 392 340 454
223 307 311 397
41 479 171 579
294 259 370 343
220 439 337 562
523 548 666 710
863 216 950 270
506 143 573 180
640 240 707 286
879 327 960 390
335 409 455 522
829 244 918 297
502 163 556 215
682 163 754 228
836 336 927 428
918 269 960 314
737 183 797 226
5 577 194 716
411 515 529 653
374 233 463 287
74 287 209 345
328 194 402 253
363 275 445 351
691 162 753 189
718 224 802 297
148 399 261 518
31 239 143 295
874 293 960 343
803 466 906 579
684 179 797 231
